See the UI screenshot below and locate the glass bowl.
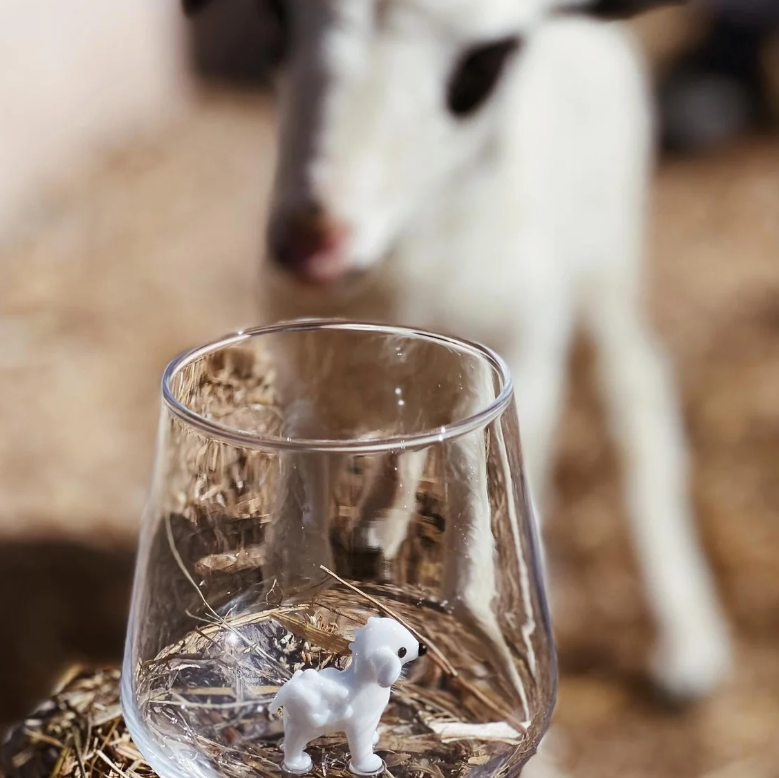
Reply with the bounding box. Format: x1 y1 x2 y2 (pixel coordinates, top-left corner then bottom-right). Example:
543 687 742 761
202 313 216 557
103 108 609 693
121 320 556 778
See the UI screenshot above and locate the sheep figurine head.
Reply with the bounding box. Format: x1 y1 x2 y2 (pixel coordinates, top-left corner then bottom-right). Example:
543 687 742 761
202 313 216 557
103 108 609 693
349 616 427 689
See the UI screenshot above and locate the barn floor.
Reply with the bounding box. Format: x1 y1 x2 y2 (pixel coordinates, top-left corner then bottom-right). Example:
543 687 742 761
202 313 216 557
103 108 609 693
0 89 778 778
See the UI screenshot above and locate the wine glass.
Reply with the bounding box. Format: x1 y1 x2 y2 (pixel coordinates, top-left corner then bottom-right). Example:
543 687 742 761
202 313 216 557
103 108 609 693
121 320 556 778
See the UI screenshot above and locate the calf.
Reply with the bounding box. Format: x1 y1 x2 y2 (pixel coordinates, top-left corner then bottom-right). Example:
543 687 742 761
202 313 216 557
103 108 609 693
189 0 731 706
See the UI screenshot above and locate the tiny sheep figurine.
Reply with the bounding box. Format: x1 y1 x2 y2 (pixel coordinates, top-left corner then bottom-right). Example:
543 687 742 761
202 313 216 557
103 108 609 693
270 617 427 775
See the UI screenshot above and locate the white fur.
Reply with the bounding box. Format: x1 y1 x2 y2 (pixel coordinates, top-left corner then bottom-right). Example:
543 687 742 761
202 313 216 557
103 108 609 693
259 0 731 726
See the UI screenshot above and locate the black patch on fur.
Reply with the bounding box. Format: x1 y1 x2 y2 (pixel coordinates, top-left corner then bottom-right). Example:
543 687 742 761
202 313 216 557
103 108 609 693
579 0 685 20
182 0 214 17
447 36 522 118
184 0 289 78
262 0 289 65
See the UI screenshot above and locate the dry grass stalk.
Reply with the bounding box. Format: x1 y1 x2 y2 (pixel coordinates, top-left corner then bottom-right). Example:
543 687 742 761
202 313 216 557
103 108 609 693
0 663 529 778
0 668 156 778
318 565 458 677
316 566 521 728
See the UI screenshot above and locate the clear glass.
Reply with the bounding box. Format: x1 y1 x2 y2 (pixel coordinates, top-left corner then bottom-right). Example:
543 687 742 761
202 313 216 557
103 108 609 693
122 320 556 778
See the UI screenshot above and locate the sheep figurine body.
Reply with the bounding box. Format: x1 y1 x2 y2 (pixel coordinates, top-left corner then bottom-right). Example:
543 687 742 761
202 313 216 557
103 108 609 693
270 617 425 775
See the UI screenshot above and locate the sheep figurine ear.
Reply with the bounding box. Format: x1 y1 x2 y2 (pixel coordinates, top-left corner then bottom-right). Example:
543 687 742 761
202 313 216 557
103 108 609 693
559 0 686 19
370 646 403 689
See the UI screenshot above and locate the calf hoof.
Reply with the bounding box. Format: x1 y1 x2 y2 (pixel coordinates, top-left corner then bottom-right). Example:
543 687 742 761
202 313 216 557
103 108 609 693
349 754 384 775
283 753 313 774
650 623 733 703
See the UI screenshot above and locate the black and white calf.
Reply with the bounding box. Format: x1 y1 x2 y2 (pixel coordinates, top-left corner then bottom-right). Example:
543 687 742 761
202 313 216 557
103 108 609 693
190 0 731 704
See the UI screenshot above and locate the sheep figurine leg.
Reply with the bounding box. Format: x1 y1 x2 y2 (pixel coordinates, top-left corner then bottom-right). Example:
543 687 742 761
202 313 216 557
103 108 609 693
280 720 315 774
345 719 384 776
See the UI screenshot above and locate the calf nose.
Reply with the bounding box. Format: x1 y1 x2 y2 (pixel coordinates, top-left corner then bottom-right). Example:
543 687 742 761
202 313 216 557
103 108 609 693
268 201 348 285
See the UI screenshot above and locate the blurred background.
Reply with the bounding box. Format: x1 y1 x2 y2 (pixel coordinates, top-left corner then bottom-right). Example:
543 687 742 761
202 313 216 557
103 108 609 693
0 1 778 777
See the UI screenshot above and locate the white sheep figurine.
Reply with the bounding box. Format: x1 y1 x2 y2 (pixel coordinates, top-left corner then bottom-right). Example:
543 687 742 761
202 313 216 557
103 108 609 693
270 617 426 775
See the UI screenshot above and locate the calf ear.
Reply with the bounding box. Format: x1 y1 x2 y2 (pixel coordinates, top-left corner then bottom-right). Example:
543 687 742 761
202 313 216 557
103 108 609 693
182 0 215 16
562 0 686 19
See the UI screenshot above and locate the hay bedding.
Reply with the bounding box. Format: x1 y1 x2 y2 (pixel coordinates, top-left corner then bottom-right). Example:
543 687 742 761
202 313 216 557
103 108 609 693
1 593 529 778
1 91 779 778
0 669 147 778
0 665 509 778
0 341 539 778
0 583 532 778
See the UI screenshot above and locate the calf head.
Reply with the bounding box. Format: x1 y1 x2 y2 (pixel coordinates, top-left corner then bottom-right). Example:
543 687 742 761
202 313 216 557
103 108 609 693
188 0 686 288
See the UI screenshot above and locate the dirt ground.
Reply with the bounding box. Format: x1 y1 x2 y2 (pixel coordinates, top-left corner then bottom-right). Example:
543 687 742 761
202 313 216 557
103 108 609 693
0 89 777 778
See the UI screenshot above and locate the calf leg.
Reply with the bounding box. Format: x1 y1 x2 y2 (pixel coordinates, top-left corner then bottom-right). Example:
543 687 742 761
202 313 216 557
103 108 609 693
263 449 337 593
584 282 732 699
507 282 576 521
442 428 532 725
352 449 428 561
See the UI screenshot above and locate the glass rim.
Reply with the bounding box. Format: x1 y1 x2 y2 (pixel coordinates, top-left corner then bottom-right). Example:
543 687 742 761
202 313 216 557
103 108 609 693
162 319 514 453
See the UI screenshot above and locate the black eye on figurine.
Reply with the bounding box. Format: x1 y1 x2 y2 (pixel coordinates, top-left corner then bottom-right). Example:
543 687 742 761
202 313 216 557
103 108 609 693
397 647 407 658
